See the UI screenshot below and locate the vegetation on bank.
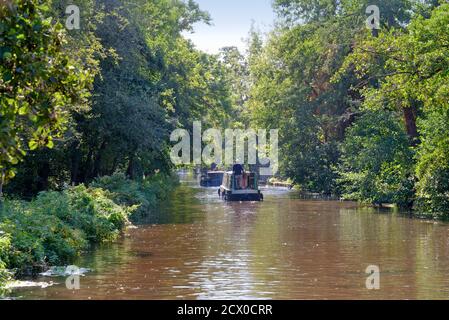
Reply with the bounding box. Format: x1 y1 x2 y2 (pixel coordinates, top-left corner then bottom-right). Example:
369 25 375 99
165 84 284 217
91 172 179 219
0 173 177 291
1 0 195 291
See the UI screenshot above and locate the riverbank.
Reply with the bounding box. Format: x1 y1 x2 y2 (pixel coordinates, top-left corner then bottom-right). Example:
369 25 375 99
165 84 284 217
0 173 178 293
266 177 295 189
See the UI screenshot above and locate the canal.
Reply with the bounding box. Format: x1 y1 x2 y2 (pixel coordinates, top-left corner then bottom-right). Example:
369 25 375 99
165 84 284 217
9 172 449 300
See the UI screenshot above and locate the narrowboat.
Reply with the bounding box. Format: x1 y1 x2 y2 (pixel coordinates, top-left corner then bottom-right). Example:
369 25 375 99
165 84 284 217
200 171 225 187
218 172 263 201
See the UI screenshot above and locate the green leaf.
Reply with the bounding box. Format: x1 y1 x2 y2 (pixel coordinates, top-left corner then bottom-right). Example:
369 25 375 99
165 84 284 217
29 140 38 151
2 52 12 60
18 106 28 115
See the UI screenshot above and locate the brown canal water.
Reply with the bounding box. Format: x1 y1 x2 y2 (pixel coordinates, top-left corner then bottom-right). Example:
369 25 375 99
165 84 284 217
9 172 449 300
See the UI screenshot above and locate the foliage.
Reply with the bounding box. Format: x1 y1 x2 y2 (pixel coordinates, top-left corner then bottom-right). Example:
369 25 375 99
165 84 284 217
339 2 449 114
0 184 134 275
0 233 12 293
247 0 447 211
0 0 93 188
331 1 448 212
338 111 415 206
3 0 234 195
415 109 449 216
0 171 176 290
274 0 427 26
0 0 240 290
247 0 368 193
91 172 178 219
218 46 250 127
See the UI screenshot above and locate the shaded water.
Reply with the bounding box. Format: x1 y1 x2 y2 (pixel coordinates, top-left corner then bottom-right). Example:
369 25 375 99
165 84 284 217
9 173 449 300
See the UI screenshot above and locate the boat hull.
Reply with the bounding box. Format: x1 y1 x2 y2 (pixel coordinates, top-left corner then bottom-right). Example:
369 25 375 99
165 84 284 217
219 188 263 202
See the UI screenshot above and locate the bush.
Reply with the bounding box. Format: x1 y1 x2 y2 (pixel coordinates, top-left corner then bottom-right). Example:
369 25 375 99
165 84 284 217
92 173 178 218
279 109 340 195
0 185 134 275
338 111 415 207
0 234 12 292
415 110 449 216
62 186 134 241
0 199 84 269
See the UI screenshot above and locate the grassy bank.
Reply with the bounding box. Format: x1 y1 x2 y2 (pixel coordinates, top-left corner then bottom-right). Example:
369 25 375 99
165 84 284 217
0 173 178 292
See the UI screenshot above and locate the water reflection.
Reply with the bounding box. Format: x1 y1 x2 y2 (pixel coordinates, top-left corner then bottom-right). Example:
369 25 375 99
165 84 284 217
9 173 449 300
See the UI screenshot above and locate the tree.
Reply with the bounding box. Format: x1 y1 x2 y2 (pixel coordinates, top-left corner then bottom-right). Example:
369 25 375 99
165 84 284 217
247 0 443 195
0 0 92 196
415 109 449 215
73 0 169 181
218 46 249 126
274 0 342 23
274 0 417 26
247 0 366 192
4 0 235 195
335 2 449 210
338 110 415 207
337 1 447 140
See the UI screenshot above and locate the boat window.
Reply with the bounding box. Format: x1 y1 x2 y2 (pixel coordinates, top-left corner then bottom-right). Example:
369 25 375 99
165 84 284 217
248 175 255 190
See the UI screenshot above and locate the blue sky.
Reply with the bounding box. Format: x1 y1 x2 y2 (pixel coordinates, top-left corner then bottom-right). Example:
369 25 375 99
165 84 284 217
183 0 276 54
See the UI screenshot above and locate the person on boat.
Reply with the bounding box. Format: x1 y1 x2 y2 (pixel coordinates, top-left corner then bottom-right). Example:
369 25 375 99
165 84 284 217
232 163 244 189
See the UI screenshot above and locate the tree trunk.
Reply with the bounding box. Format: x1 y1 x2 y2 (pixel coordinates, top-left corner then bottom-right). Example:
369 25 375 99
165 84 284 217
402 106 419 146
127 155 135 180
0 170 4 202
0 179 3 212
337 112 360 141
0 169 5 213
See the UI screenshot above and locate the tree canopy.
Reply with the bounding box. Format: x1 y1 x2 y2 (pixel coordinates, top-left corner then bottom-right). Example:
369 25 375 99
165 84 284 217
246 0 448 215
1 0 449 217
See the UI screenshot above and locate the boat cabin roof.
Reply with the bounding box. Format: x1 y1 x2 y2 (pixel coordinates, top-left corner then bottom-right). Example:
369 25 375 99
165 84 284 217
224 171 256 176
